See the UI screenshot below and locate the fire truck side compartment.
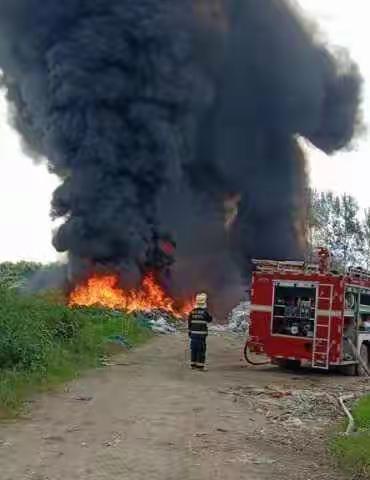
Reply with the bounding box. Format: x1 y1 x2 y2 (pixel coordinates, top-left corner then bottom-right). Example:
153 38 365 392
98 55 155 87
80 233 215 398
249 271 345 366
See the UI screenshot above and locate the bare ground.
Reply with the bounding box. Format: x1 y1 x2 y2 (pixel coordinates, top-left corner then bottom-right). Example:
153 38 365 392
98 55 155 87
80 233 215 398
0 333 367 480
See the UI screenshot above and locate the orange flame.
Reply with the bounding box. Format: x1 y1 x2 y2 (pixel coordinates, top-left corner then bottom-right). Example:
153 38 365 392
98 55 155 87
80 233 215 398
69 273 193 318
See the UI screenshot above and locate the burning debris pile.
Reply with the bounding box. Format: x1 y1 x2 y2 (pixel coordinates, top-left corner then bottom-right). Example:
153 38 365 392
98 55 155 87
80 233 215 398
0 0 363 315
69 273 192 319
69 274 188 334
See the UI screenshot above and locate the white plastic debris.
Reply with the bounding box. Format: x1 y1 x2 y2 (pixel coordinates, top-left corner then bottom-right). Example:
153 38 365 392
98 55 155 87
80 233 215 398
228 301 250 334
149 316 177 334
209 324 228 333
135 310 178 335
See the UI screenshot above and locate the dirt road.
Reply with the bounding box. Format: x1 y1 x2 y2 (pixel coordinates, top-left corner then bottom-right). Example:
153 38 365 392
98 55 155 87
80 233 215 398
0 333 366 480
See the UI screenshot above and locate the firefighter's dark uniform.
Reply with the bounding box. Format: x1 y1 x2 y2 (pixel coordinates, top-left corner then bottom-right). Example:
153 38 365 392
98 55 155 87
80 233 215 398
188 307 213 369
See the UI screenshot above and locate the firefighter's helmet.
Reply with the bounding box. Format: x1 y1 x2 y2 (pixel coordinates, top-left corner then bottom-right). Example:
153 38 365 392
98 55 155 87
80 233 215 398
195 293 208 308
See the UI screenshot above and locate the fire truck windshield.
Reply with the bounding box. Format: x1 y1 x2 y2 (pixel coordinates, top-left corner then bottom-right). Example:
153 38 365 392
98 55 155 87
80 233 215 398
272 285 316 338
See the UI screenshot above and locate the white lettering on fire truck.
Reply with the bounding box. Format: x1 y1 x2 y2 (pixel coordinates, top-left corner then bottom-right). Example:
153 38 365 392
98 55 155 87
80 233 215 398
250 305 273 313
317 309 342 317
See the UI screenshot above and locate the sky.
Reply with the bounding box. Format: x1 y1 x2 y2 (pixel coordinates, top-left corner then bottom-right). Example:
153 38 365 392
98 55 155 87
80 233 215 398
0 0 369 263
298 0 370 208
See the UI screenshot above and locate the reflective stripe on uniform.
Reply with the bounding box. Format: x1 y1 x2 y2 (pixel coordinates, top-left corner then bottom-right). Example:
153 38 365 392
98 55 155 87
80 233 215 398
191 320 208 325
190 331 207 335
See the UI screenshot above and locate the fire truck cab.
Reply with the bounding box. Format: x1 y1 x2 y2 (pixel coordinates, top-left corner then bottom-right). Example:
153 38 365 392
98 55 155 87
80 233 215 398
247 249 370 375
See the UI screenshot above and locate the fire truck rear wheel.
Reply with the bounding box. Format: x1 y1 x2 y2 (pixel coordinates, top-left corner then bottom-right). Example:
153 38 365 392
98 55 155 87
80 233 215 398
357 343 370 377
338 364 356 376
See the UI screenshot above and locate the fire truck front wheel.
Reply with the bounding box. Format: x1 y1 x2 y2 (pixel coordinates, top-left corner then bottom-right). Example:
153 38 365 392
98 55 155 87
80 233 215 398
274 358 301 371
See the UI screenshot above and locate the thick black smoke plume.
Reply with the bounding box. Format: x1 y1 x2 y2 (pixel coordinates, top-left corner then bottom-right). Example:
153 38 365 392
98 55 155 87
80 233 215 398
190 0 362 266
0 0 362 315
0 0 201 285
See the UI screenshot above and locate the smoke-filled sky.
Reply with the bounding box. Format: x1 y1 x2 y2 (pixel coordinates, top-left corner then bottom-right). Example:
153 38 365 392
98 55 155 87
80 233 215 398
0 0 368 263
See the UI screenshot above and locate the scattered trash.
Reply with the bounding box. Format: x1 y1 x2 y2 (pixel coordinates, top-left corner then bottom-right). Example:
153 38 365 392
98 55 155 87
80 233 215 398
252 457 277 465
150 316 177 334
280 391 339 423
227 453 276 465
0 440 12 448
66 425 81 433
284 417 304 428
219 384 351 427
25 471 49 480
135 310 177 334
106 335 132 349
270 391 292 399
103 433 122 448
101 360 135 367
192 407 204 413
43 435 65 443
101 360 118 367
74 395 93 402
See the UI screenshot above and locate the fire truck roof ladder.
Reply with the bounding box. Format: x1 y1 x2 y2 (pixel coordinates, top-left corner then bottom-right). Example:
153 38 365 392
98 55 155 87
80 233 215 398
252 259 319 274
347 266 370 282
312 284 333 370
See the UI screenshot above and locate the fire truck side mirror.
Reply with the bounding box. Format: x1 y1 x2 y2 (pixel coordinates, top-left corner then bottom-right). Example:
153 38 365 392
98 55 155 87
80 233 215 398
345 292 356 310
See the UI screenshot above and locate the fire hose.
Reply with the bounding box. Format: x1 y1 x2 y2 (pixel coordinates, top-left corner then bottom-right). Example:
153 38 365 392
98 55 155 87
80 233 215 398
338 340 368 435
243 340 270 366
339 394 355 435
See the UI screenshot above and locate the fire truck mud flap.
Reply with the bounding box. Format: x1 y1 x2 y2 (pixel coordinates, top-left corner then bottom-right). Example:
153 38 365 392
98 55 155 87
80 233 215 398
275 358 301 370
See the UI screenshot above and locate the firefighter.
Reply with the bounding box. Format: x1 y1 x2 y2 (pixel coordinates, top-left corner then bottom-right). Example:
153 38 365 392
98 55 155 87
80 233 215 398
188 293 213 370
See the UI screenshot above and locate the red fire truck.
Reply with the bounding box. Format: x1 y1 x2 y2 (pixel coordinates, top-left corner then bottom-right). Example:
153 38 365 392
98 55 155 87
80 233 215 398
245 249 370 375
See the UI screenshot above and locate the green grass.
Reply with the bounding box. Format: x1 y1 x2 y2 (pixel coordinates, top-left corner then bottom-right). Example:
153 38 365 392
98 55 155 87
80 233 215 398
0 287 152 417
331 395 370 479
353 396 370 431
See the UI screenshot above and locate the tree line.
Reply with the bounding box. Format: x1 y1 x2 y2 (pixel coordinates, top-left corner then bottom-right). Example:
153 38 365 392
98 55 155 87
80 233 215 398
307 189 370 271
1 189 369 287
0 261 42 289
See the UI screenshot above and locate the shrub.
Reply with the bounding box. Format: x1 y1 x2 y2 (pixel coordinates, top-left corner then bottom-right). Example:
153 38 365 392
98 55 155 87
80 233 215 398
0 287 152 416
